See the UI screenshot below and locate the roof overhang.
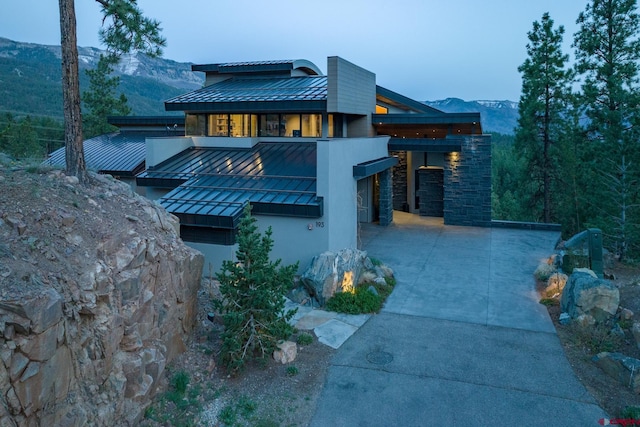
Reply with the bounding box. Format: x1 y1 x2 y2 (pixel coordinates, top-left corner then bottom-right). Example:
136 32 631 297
373 113 481 125
376 86 445 114
353 157 398 180
192 59 323 76
388 138 463 152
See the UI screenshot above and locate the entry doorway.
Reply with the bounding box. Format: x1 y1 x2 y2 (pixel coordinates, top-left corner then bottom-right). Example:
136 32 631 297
357 175 380 223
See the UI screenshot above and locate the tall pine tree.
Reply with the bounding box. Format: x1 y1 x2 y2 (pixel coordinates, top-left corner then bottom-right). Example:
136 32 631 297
58 0 165 183
515 13 572 223
573 0 640 260
83 54 131 139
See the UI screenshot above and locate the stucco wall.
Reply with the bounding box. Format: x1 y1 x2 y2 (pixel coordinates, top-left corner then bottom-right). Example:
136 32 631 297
316 136 390 252
146 137 194 168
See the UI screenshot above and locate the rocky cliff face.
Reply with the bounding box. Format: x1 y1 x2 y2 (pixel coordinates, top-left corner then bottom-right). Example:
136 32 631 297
0 166 204 426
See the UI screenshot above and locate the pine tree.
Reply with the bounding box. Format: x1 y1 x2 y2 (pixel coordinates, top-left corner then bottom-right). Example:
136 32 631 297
515 13 572 223
83 54 131 139
58 0 165 184
573 0 640 259
214 204 298 374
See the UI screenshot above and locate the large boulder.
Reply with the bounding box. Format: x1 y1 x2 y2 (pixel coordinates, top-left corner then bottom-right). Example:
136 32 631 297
300 249 369 306
560 270 619 322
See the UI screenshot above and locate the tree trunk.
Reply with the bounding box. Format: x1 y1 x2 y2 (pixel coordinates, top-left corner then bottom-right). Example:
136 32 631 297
59 0 89 184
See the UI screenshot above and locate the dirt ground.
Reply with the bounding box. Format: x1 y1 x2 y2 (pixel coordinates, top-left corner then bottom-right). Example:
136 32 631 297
144 280 336 427
543 262 640 418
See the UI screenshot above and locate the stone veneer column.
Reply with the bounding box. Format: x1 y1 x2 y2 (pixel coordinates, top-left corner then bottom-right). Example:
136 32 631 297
443 135 492 227
378 168 393 226
391 151 408 211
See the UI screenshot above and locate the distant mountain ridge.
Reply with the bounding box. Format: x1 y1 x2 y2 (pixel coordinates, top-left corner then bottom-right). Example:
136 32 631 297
424 98 519 135
0 37 203 118
0 37 518 133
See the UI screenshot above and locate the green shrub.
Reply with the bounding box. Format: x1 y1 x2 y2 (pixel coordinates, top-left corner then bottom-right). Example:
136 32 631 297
171 370 190 395
326 287 382 314
286 365 299 376
214 204 298 374
296 332 314 346
534 263 556 282
567 321 624 354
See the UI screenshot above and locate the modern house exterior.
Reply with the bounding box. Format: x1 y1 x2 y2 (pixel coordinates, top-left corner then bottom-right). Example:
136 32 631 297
135 56 491 272
46 56 491 273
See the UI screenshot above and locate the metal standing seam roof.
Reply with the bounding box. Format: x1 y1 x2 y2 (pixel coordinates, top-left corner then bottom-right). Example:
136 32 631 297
137 142 321 228
164 76 328 105
44 131 152 176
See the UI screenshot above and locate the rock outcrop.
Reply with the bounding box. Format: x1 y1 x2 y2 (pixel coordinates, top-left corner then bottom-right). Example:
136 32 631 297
560 270 619 322
0 170 204 426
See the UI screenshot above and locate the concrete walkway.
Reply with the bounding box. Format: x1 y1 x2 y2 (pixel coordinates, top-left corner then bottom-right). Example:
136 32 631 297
310 212 606 426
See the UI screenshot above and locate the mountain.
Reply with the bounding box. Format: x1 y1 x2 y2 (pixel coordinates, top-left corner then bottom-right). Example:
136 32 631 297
425 98 519 135
0 38 519 134
0 37 204 119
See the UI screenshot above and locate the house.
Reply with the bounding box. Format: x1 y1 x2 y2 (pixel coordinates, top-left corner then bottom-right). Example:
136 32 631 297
135 57 491 272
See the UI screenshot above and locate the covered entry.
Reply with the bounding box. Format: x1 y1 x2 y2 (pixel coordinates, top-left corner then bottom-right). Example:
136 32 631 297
353 157 397 225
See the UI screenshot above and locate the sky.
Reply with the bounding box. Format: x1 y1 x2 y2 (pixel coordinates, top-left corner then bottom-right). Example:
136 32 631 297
0 0 594 102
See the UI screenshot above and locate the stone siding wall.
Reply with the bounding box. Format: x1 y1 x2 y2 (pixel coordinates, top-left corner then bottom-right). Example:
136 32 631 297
444 135 492 227
378 169 393 226
417 168 444 217
390 151 408 211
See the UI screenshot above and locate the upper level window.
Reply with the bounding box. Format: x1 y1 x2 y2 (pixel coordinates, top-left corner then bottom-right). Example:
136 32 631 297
375 105 389 114
209 114 228 136
186 114 206 136
185 113 336 138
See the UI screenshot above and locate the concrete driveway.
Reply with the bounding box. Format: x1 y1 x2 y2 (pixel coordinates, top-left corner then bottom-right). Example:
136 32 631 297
310 212 606 426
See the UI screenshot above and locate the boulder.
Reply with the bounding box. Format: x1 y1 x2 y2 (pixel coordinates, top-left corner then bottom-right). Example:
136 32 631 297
560 271 620 322
543 272 568 298
301 249 368 305
273 341 297 364
593 352 640 393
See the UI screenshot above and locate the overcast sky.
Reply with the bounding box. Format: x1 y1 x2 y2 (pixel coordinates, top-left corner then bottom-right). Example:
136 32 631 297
1 1 595 101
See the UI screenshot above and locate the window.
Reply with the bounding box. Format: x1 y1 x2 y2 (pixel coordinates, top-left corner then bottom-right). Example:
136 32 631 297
259 114 280 136
185 114 206 136
376 105 389 114
230 114 257 137
302 114 322 137
282 114 301 137
208 114 229 136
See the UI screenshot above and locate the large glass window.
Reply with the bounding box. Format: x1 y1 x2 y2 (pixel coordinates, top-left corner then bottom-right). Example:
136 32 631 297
208 114 229 136
302 114 321 137
282 114 301 137
259 114 280 136
230 114 257 137
185 114 206 136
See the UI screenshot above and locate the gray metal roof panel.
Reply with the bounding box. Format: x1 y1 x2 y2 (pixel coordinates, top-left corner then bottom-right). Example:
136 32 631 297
165 76 328 105
45 132 150 176
138 142 321 225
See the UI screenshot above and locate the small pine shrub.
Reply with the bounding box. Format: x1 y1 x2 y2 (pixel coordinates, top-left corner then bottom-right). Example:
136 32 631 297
286 365 299 376
214 204 298 374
